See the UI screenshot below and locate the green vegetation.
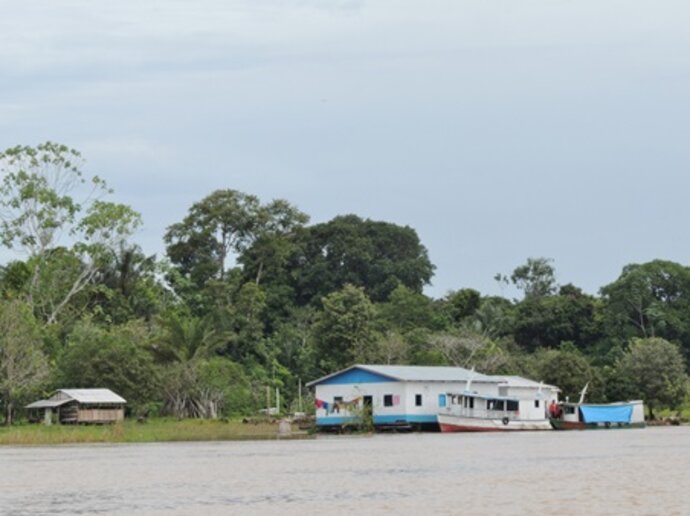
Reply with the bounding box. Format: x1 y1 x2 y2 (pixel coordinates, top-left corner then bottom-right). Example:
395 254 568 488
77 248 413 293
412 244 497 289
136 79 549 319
0 142 688 428
0 419 306 445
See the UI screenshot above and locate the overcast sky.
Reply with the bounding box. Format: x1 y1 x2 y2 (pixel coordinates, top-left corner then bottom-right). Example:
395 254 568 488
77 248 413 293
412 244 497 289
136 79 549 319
2 0 689 298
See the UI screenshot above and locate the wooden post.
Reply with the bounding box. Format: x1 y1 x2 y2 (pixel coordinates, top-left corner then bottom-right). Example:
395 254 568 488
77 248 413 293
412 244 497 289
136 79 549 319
275 387 280 415
298 377 303 413
266 385 271 414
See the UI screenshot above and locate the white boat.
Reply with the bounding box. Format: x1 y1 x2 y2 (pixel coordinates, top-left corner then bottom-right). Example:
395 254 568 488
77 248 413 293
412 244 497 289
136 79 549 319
438 391 552 432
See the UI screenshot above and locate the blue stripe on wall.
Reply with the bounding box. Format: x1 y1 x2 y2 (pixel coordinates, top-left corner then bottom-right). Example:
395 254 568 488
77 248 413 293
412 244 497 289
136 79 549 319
318 368 398 385
316 414 437 426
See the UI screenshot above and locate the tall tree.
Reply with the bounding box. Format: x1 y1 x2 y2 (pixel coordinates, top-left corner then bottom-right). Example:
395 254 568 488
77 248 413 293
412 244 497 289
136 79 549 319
601 260 690 352
292 215 435 304
0 301 49 424
513 284 603 351
502 257 557 300
165 190 308 287
0 142 141 324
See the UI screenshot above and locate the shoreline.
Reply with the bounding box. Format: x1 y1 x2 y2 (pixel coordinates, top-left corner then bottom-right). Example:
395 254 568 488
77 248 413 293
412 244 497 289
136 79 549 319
0 418 313 446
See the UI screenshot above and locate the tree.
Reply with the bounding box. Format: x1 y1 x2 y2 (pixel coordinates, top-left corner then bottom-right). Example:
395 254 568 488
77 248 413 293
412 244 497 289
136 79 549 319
612 337 687 419
601 260 690 353
529 343 599 402
513 284 603 351
292 215 435 304
58 320 159 411
503 257 557 300
0 143 142 324
429 331 514 374
165 190 308 287
161 357 254 419
379 284 445 333
444 288 481 325
0 301 49 424
312 284 379 373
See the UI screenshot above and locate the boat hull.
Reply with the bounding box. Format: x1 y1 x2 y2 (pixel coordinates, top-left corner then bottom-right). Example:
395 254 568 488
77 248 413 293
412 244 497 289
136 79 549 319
549 419 646 431
438 414 552 432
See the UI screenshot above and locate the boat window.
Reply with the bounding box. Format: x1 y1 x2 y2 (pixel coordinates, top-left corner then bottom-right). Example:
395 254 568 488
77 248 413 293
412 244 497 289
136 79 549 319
334 396 343 403
415 394 423 407
534 400 540 408
486 400 493 410
494 400 505 411
469 397 474 409
383 395 393 407
507 400 519 412
565 406 576 415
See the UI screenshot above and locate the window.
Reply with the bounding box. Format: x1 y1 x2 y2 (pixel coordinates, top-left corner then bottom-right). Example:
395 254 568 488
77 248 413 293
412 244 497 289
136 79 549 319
333 397 343 413
334 397 343 403
468 397 474 409
534 400 540 408
565 406 576 415
384 394 393 407
415 394 423 407
487 399 505 411
507 400 519 412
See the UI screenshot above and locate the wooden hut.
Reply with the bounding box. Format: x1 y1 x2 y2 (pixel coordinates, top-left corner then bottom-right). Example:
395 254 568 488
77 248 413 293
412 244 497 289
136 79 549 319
26 389 126 425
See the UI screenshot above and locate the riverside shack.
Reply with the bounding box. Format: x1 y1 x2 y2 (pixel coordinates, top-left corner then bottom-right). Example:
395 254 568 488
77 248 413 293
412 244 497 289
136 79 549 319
26 389 126 425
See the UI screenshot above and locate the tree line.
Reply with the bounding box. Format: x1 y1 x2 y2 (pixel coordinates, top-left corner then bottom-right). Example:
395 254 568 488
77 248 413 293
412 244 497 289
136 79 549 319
0 142 687 424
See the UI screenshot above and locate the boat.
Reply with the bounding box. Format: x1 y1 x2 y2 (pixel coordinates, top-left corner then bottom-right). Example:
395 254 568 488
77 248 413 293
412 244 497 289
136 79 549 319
549 400 646 430
437 391 553 432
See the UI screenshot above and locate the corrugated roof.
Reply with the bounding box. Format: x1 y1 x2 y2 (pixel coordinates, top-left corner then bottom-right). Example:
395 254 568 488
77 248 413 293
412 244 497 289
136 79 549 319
308 364 498 386
25 399 72 409
497 376 559 391
57 389 127 404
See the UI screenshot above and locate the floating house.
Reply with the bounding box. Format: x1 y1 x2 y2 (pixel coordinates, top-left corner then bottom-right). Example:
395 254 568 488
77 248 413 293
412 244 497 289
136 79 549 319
26 389 126 425
307 365 558 430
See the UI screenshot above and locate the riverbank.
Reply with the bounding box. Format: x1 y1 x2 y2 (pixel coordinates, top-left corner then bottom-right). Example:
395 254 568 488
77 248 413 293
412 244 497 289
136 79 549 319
0 418 311 445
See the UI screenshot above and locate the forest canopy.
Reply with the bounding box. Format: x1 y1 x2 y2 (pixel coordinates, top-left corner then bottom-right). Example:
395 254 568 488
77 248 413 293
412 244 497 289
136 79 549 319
0 143 687 423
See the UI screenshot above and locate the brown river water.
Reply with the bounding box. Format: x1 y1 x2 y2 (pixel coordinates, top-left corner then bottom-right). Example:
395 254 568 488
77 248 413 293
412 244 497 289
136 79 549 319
0 427 688 515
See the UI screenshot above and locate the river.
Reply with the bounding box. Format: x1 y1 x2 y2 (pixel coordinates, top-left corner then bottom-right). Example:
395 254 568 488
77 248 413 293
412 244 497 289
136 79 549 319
0 427 688 515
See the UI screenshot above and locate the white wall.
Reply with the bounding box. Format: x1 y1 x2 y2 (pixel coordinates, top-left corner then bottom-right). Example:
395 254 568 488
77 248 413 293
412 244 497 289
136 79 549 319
315 380 502 422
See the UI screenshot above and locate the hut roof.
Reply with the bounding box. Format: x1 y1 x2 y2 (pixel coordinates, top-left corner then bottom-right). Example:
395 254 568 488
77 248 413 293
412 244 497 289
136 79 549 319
26 388 126 409
57 389 126 404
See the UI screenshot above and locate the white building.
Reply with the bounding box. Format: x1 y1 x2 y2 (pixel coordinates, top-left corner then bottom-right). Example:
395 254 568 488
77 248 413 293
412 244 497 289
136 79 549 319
307 364 559 430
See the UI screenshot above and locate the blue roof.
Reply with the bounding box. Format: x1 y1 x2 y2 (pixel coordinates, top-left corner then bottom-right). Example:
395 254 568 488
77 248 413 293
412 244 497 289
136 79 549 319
307 365 498 387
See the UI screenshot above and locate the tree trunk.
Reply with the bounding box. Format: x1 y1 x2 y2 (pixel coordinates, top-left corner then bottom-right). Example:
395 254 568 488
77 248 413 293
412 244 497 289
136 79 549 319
4 401 13 426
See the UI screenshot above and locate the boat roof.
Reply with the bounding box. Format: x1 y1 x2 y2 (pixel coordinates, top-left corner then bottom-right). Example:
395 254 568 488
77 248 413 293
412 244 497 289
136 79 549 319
561 400 643 407
307 364 498 387
496 376 559 391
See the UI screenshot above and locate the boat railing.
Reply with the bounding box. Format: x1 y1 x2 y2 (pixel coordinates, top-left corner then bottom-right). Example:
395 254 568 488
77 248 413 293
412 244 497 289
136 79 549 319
444 405 519 420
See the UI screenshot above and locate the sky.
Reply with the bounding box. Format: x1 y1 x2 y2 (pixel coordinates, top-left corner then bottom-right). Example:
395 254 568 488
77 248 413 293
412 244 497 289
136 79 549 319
1 0 690 299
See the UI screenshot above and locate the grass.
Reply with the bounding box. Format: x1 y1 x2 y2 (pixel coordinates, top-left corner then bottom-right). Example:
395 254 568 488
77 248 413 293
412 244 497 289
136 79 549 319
0 418 312 446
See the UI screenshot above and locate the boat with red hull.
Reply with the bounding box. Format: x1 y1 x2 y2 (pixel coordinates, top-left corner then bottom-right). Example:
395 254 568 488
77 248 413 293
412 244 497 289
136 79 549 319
438 391 553 432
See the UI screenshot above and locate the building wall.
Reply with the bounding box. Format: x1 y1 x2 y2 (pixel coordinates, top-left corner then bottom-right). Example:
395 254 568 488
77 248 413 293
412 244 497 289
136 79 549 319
314 380 500 426
77 407 125 423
